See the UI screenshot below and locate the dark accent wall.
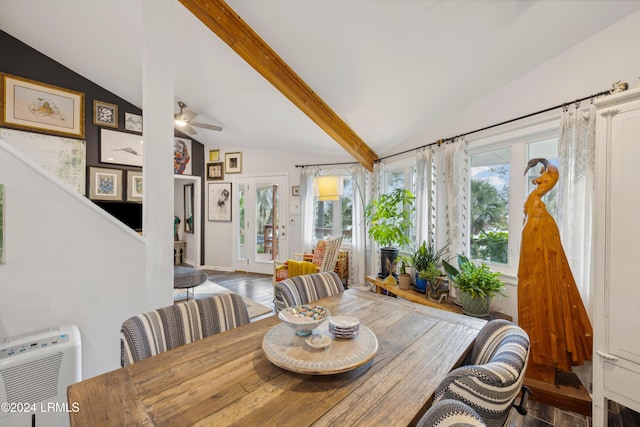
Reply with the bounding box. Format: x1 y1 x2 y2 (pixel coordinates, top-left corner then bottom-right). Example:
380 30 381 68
1 30 205 261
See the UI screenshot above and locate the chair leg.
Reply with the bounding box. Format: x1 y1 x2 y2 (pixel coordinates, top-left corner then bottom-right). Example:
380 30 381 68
513 385 531 416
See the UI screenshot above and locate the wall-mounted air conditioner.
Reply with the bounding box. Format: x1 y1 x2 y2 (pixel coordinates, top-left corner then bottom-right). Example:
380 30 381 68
0 324 81 427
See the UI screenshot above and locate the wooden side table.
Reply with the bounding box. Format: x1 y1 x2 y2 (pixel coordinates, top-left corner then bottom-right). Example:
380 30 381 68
334 250 349 289
365 275 511 321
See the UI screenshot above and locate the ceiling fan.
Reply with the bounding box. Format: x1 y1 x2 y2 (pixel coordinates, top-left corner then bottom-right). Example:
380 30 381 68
174 101 222 135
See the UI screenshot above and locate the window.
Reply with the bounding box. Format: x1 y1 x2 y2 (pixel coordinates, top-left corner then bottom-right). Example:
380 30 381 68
384 163 417 250
470 148 510 264
314 176 353 243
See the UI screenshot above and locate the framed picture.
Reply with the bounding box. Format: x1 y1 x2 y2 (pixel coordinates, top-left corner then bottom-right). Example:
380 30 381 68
89 167 123 201
225 152 242 174
207 162 224 181
100 128 144 167
292 186 300 196
93 100 118 128
1 73 85 139
208 182 232 221
124 112 142 132
209 149 220 162
126 170 143 203
174 137 192 175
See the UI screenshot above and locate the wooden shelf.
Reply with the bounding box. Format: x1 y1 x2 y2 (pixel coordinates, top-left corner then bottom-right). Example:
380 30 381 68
365 275 511 321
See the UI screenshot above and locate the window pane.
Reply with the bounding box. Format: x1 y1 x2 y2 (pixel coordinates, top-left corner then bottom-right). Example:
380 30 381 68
527 138 558 221
470 148 510 264
341 177 353 242
386 170 404 192
315 200 333 241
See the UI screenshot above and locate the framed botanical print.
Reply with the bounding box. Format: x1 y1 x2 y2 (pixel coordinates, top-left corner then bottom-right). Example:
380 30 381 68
89 167 123 201
1 73 85 139
207 162 224 181
225 152 242 174
93 100 118 128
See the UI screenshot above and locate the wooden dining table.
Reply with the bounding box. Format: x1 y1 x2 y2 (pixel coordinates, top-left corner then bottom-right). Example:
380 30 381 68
67 289 486 426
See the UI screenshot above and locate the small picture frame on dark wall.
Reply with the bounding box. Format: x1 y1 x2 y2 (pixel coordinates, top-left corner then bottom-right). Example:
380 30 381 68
225 152 242 174
93 100 118 128
207 162 224 181
89 167 123 201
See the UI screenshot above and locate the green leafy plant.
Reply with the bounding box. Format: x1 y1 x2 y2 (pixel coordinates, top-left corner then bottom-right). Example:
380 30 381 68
396 254 413 274
411 241 449 273
442 254 506 299
365 188 415 249
422 262 442 284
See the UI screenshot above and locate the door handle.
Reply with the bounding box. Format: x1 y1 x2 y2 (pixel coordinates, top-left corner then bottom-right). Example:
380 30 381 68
596 350 619 361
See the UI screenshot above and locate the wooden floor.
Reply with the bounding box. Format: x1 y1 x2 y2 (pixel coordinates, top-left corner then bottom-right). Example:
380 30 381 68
205 270 640 427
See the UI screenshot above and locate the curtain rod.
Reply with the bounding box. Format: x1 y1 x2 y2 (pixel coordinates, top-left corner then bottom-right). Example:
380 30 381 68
376 88 612 163
295 161 360 168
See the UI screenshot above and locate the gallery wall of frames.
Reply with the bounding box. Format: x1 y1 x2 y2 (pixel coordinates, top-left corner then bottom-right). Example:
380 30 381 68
0 31 205 242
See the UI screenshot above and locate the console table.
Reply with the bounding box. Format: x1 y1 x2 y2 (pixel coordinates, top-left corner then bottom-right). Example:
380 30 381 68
365 275 511 321
174 240 186 265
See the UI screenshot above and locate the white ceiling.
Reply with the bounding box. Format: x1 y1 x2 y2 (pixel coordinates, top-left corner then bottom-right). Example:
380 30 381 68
2 0 639 160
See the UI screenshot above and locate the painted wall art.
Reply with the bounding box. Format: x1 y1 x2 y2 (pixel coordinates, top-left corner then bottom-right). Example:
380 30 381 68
208 182 232 221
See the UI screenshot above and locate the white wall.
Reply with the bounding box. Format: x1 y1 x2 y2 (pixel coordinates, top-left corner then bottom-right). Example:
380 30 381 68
0 140 147 379
202 145 352 270
390 10 640 158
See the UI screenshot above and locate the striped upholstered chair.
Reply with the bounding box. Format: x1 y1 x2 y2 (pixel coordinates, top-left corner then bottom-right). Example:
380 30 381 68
432 319 531 427
274 271 344 311
121 293 250 367
417 399 487 427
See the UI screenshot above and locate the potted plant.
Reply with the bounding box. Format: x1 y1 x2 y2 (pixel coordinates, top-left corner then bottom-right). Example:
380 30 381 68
442 254 507 317
365 188 415 278
411 241 449 292
396 255 413 290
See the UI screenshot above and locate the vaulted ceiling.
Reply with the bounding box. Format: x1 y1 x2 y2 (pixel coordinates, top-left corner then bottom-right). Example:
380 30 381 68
2 0 639 168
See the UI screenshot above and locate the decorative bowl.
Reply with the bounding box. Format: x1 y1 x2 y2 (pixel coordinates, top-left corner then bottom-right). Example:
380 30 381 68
278 305 330 336
305 334 332 350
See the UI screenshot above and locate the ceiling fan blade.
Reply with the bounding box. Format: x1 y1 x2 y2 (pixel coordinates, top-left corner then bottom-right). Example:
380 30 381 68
182 110 198 121
191 121 223 132
175 123 197 135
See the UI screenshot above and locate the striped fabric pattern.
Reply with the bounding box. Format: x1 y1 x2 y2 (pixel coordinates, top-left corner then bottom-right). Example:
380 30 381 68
433 320 530 427
417 399 487 427
274 271 344 311
121 293 250 367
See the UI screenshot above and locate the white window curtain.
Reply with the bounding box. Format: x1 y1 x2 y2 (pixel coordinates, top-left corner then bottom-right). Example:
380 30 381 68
557 103 596 318
299 166 318 253
368 161 385 281
349 164 367 285
442 138 469 257
415 147 435 246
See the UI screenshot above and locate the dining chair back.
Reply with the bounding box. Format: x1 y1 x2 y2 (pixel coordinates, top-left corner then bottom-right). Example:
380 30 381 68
274 271 344 311
121 293 250 367
416 399 487 427
432 319 531 427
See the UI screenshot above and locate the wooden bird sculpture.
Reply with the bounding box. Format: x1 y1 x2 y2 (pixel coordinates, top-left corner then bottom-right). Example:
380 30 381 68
517 158 593 383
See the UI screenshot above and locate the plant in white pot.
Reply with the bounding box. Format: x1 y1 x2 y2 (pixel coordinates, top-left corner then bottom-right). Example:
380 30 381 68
396 255 413 290
365 188 415 278
442 254 507 317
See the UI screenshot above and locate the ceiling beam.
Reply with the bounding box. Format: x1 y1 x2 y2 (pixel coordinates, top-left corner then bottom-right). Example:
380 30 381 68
178 0 378 171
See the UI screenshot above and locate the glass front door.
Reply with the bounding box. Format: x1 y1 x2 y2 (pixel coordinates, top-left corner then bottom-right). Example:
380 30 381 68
234 175 287 274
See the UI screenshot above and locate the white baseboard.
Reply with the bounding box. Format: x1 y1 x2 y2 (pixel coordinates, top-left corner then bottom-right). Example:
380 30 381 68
201 265 235 272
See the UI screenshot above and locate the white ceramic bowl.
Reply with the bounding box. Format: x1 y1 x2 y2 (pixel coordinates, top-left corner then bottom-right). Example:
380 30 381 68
278 305 330 336
305 334 332 350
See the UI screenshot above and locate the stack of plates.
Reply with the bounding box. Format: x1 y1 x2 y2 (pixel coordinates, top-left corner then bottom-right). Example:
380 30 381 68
328 315 360 339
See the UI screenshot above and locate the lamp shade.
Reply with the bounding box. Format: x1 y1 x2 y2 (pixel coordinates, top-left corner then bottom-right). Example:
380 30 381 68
314 176 344 201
